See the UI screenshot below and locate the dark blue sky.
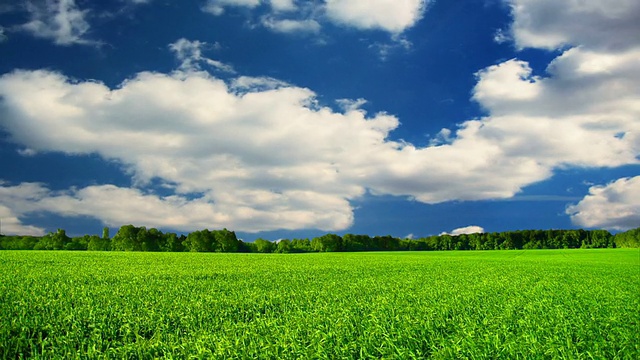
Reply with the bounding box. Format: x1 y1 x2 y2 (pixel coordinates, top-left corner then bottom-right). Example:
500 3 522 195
0 0 638 240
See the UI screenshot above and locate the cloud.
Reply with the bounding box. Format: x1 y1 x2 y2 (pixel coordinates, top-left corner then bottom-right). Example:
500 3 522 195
202 0 261 16
270 0 296 12
0 204 46 236
202 0 428 35
0 182 350 233
19 0 95 46
1 1 639 233
369 36 413 60
0 182 48 236
0 26 6 42
261 17 320 34
0 69 391 232
324 0 427 33
168 38 235 73
506 0 640 50
566 177 640 231
441 226 485 236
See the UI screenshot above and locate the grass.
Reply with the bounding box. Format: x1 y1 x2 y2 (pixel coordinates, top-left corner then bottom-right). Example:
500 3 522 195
1 249 638 359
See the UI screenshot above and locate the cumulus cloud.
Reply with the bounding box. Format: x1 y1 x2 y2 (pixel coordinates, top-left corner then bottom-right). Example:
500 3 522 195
506 0 640 50
168 38 234 73
202 0 428 35
0 64 556 232
202 0 261 16
0 182 349 233
1 31 638 230
270 0 296 12
261 17 320 34
566 177 640 231
0 69 393 232
324 0 428 33
19 0 95 46
441 226 485 236
0 205 45 236
1 1 639 233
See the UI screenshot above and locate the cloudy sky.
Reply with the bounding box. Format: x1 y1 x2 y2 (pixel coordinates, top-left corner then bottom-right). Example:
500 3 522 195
0 0 638 240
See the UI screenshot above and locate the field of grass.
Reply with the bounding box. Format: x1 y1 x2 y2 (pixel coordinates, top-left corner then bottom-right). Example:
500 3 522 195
1 249 638 359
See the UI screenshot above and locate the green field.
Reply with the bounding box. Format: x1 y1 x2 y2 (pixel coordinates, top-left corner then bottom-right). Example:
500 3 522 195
1 250 638 359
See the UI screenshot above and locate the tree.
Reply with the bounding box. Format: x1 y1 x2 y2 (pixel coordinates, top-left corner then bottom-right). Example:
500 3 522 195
65 235 93 250
614 228 640 248
184 229 216 252
88 235 111 251
34 229 71 250
102 227 110 240
290 238 312 253
214 229 239 252
275 239 292 253
139 227 162 252
342 234 371 251
311 234 342 252
0 235 40 250
254 238 275 253
111 225 142 251
160 232 183 252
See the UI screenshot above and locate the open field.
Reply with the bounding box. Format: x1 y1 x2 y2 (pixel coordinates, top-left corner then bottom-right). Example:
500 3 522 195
1 250 638 359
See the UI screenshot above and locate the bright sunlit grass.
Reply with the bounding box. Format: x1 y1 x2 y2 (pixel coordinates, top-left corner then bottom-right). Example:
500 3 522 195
1 249 638 358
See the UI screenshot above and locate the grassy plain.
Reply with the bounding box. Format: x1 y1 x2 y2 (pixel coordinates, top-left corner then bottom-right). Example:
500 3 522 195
1 249 638 359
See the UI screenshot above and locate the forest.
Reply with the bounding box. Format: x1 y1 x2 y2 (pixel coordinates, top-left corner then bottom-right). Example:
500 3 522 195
1 225 638 252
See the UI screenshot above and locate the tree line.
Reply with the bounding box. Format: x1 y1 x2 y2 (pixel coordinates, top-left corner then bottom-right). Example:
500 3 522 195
0 225 638 252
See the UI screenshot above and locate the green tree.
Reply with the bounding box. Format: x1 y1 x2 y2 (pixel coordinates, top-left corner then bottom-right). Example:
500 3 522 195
88 235 111 251
160 232 183 252
111 225 143 251
184 229 216 252
290 238 312 253
275 239 292 253
614 228 640 248
311 234 342 252
34 229 71 250
65 235 93 250
254 238 275 253
214 229 239 252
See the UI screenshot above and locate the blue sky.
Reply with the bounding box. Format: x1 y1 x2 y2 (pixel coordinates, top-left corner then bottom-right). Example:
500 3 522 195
0 0 638 240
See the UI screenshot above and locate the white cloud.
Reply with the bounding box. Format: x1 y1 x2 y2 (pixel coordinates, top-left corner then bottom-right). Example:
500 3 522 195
202 0 261 16
0 69 393 232
369 36 413 60
19 0 95 46
1 31 638 231
0 182 49 236
324 0 428 33
261 17 320 34
168 38 234 73
566 177 640 231
270 0 296 12
2 0 639 233
335 98 367 112
441 226 485 236
506 0 640 50
202 0 428 35
0 26 6 42
0 204 45 236
0 181 353 233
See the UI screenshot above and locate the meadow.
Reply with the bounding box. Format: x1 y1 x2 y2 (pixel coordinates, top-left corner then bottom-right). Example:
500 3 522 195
1 249 638 359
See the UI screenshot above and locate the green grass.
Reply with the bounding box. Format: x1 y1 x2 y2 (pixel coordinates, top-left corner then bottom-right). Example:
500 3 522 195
1 249 638 359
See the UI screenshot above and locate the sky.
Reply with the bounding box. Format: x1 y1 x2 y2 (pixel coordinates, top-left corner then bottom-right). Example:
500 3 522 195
0 0 638 241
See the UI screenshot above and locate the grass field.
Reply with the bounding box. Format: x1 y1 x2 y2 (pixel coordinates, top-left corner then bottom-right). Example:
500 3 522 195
1 249 638 359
